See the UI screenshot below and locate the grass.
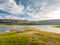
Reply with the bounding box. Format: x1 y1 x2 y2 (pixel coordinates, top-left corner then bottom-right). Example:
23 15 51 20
0 24 41 26
0 33 29 45
0 28 60 45
53 25 60 28
0 24 18 26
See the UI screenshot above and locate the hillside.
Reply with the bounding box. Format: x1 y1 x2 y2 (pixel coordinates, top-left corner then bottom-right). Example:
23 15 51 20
1 19 60 25
0 19 29 25
0 28 60 45
30 19 60 25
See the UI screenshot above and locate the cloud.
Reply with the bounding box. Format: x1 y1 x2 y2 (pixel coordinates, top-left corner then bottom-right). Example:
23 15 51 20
0 0 24 14
23 0 48 20
0 13 27 20
0 0 60 20
48 9 60 19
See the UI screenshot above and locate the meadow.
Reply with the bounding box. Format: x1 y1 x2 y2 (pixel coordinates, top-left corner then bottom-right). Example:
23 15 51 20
0 28 60 45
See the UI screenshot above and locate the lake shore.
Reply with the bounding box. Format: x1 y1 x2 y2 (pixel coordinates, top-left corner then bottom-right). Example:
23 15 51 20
0 24 41 26
53 25 60 28
0 28 60 45
0 25 60 34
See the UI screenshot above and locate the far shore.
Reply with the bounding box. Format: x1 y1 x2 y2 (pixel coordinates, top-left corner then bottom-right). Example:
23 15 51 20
53 25 60 28
0 24 41 26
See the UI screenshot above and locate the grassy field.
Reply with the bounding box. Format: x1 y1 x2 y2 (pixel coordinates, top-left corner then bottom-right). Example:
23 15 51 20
0 28 60 45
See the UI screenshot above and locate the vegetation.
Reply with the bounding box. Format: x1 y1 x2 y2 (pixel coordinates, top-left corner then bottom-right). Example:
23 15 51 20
0 28 60 45
53 25 60 28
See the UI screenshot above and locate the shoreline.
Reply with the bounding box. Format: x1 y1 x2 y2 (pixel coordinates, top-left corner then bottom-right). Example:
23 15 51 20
0 24 41 26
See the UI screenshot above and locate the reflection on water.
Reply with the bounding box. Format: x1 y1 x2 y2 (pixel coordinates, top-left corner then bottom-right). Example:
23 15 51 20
0 25 60 33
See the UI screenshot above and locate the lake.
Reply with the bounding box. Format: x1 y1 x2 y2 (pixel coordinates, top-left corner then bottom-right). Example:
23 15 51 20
0 25 60 33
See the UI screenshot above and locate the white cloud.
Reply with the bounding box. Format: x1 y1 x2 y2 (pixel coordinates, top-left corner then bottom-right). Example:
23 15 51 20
0 0 60 21
0 13 28 20
0 0 24 14
48 9 60 19
23 0 48 20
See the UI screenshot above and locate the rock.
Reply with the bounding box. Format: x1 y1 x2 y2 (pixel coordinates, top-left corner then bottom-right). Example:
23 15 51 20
17 30 23 33
10 28 24 33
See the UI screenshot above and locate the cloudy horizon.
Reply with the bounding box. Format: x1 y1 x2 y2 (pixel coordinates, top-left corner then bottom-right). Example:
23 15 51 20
0 0 60 21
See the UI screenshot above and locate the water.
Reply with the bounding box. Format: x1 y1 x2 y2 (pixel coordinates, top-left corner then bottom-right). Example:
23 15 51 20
0 25 60 33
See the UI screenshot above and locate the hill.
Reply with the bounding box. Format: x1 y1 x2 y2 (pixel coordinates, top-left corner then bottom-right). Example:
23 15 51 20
0 28 60 45
30 19 60 25
1 19 60 25
0 19 29 25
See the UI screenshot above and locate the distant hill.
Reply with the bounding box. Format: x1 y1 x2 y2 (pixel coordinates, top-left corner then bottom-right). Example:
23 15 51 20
0 19 29 24
30 19 60 25
1 19 60 25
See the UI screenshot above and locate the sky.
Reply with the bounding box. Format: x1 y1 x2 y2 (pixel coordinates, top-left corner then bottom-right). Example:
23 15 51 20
0 0 60 21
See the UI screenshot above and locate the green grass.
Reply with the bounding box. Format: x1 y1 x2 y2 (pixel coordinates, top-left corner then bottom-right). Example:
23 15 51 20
0 24 41 26
0 29 60 45
0 32 30 45
0 24 18 26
